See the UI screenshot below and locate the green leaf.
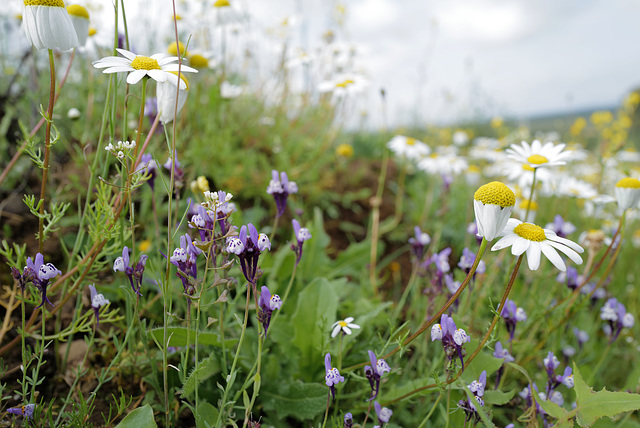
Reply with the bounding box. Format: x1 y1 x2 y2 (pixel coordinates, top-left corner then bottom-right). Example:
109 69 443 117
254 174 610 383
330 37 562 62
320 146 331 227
149 327 236 348
262 381 328 420
290 277 339 379
115 404 157 428
196 401 218 428
574 362 640 427
483 389 516 406
180 354 221 398
457 378 496 428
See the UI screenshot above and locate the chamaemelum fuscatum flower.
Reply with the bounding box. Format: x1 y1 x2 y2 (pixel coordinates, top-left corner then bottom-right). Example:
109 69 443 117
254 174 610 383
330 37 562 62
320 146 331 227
506 140 573 169
23 0 78 50
66 4 89 46
92 48 197 87
614 177 640 212
473 181 516 242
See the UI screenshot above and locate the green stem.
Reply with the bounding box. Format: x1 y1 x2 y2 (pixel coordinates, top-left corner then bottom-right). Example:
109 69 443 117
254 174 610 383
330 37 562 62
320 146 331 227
20 290 27 401
524 168 538 222
38 49 56 254
321 391 331 428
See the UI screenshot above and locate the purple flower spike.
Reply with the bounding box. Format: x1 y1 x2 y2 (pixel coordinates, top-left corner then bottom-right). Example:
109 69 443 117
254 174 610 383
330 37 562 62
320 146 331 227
324 353 344 400
258 285 281 336
266 169 298 217
343 413 353 428
227 224 271 284
432 314 470 371
374 401 393 424
89 284 110 327
501 299 527 341
459 371 487 423
364 350 391 401
409 226 431 260
22 253 61 308
493 341 514 363
7 403 35 421
291 219 312 266
113 246 147 296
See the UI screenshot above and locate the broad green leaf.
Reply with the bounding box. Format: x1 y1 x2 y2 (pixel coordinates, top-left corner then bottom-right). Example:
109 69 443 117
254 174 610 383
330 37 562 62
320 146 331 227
149 327 236 348
115 404 157 428
262 381 328 420
574 363 640 427
483 389 516 406
297 208 332 280
290 277 339 379
196 401 219 428
180 354 221 398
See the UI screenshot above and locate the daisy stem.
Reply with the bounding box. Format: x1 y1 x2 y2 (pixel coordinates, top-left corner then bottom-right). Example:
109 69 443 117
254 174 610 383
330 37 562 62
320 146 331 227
38 49 56 254
524 168 538 222
134 78 147 162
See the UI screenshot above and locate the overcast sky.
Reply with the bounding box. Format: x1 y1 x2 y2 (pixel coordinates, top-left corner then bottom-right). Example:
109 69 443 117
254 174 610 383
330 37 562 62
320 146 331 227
247 0 640 126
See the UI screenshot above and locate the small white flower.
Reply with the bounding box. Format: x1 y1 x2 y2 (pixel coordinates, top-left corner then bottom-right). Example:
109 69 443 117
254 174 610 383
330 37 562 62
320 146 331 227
614 177 640 211
331 317 360 337
386 135 430 160
506 140 573 169
67 107 81 120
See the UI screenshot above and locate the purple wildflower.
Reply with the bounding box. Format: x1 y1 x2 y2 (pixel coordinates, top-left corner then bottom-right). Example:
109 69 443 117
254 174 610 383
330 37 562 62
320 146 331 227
424 247 452 289
170 234 202 304
7 404 35 421
431 313 470 371
343 413 353 428
324 353 345 400
408 226 431 260
19 253 62 308
226 224 271 284
364 350 391 401
189 205 216 242
266 170 298 217
573 327 589 349
459 370 486 423
164 151 184 194
374 401 393 424
600 297 634 342
458 247 486 275
89 284 110 327
545 215 576 238
258 285 282 336
493 341 514 387
501 299 527 341
139 153 158 190
291 219 312 266
113 246 148 296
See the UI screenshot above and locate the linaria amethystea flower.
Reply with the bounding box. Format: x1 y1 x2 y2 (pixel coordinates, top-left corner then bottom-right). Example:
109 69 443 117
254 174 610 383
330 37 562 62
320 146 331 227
424 247 451 289
291 219 312 265
7 403 36 421
20 253 62 308
139 153 158 190
89 284 109 327
331 317 360 338
409 226 431 260
258 286 282 335
431 314 471 370
92 48 197 87
266 170 298 217
501 299 527 341
491 218 584 271
600 297 635 342
614 177 640 211
113 246 148 296
459 370 486 423
226 224 271 284
493 341 514 363
364 350 391 401
324 353 345 400
22 0 78 50
573 327 589 348
473 181 516 241
343 412 353 428
545 214 576 238
458 247 486 275
374 401 393 424
506 140 573 169
170 234 202 302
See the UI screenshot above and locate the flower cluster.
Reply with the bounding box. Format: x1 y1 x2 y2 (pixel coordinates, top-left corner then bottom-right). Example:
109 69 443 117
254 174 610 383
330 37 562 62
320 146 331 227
201 190 236 236
258 286 282 335
501 299 527 341
431 314 471 371
364 350 391 401
266 170 298 217
458 370 486 425
170 234 202 302
105 140 136 160
11 253 61 308
600 297 635 342
291 219 312 265
542 351 573 405
113 246 148 296
226 224 271 284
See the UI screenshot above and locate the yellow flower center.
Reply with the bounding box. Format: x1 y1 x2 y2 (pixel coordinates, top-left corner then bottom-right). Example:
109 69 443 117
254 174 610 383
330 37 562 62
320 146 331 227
214 0 230 7
131 56 161 71
522 164 535 172
527 154 549 165
67 4 88 18
336 143 354 158
167 41 186 57
406 137 416 146
24 0 65 6
474 181 516 208
189 54 209 69
88 27 97 36
514 223 546 242
138 239 152 253
339 321 347 327
467 165 480 173
336 79 354 88
615 177 640 188
519 199 538 210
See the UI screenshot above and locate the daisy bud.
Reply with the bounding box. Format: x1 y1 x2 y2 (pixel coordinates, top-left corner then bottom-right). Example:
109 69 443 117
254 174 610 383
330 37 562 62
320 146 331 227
473 181 515 241
23 0 79 50
614 177 640 211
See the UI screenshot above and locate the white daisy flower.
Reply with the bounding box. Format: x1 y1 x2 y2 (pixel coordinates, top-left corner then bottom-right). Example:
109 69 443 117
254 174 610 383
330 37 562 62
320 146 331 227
491 218 584 271
331 317 360 338
417 153 468 176
220 81 243 99
92 48 197 88
473 181 516 242
386 135 430 161
506 140 573 169
157 73 189 124
22 0 79 50
66 4 89 46
614 177 640 211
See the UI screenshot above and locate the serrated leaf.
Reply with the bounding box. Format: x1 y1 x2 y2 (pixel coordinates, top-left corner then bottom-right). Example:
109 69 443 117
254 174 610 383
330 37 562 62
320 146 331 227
574 363 640 427
262 381 328 420
115 404 157 428
180 354 221 398
149 327 236 348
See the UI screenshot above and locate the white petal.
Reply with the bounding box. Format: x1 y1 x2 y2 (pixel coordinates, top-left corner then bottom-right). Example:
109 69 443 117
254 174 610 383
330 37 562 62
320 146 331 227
116 48 138 60
147 69 167 82
103 66 135 73
344 317 354 323
525 241 542 270
548 234 584 253
343 326 352 335
348 323 360 329
331 325 341 338
547 241 583 265
511 237 530 256
491 234 517 251
540 242 566 271
163 64 198 73
126 69 147 85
